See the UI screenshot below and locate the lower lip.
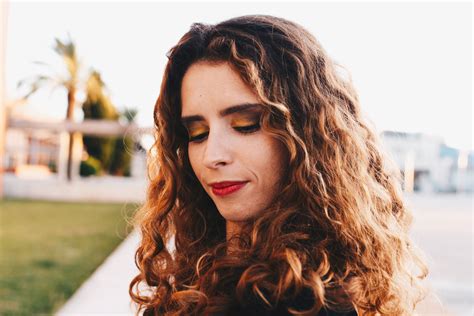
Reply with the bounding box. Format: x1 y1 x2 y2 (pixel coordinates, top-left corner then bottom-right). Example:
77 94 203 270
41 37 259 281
211 182 248 196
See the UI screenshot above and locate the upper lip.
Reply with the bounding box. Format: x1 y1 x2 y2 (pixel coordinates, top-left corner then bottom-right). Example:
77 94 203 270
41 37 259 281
209 181 248 189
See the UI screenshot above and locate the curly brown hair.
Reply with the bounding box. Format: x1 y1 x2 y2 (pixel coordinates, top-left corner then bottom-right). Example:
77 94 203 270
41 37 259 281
130 15 429 315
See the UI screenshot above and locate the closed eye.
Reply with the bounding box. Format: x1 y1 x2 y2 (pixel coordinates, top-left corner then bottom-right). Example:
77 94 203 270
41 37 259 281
188 124 260 144
189 132 209 143
233 123 260 134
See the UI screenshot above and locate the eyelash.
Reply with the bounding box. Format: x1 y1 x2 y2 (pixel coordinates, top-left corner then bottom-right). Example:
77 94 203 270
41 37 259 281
188 124 260 143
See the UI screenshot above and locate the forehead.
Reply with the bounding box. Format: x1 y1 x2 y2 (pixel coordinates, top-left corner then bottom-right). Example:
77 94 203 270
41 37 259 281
180 62 259 116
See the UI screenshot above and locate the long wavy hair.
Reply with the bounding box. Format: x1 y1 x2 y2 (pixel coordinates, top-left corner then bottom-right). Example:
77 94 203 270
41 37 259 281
130 15 428 316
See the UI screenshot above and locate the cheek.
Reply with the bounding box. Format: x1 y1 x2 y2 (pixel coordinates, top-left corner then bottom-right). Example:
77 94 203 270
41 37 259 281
250 136 287 182
267 145 287 181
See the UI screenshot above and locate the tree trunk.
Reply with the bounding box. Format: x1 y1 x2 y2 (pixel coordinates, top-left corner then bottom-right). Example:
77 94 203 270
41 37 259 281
66 88 75 181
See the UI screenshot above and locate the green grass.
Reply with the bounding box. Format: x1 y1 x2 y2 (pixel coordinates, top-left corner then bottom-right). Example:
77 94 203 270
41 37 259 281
0 198 139 316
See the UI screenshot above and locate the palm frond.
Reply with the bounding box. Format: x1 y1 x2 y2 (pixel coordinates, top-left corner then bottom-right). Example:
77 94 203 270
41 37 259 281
122 107 138 123
17 75 57 98
53 36 79 79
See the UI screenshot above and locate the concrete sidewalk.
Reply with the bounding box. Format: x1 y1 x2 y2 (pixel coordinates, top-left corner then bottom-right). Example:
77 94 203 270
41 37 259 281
56 230 141 316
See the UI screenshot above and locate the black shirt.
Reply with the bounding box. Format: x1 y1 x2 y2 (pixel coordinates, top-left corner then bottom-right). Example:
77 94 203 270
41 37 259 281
144 287 358 315
227 307 357 316
226 303 357 316
226 287 357 316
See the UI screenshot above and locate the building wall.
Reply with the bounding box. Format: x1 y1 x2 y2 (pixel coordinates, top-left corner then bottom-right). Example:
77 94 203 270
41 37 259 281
381 131 473 192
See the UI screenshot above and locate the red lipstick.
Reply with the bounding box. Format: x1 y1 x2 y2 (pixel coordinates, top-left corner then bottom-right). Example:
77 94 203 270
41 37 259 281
210 181 248 196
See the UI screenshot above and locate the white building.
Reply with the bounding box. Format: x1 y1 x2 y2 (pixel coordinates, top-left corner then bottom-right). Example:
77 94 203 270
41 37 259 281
381 131 473 193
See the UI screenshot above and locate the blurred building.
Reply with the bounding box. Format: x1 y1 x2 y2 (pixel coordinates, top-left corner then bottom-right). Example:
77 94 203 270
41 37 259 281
4 120 59 175
2 111 152 202
3 107 150 180
381 131 473 193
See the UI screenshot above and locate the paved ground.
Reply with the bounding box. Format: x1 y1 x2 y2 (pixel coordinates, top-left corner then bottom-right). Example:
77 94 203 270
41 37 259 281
56 230 141 316
407 193 473 316
55 193 473 316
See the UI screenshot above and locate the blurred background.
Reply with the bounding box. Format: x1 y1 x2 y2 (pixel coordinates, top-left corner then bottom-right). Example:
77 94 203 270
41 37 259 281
0 1 472 315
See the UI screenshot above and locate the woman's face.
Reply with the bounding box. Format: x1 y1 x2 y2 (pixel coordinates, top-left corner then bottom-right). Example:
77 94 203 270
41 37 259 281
180 62 287 225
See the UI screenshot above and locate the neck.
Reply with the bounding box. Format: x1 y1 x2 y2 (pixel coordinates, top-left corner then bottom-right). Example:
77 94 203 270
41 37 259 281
226 220 242 241
226 220 244 254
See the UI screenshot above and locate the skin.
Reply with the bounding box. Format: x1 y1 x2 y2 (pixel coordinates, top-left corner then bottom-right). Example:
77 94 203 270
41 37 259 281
180 61 287 240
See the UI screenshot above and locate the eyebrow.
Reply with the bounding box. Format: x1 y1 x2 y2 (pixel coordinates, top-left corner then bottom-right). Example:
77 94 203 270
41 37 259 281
180 103 263 125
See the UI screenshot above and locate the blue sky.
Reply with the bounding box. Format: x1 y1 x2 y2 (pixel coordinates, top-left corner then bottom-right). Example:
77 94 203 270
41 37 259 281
5 1 472 150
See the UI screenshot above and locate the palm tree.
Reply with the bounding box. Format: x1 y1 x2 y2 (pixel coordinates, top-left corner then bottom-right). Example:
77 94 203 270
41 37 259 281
18 34 80 181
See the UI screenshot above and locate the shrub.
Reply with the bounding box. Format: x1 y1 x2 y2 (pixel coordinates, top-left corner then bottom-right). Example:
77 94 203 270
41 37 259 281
80 156 102 177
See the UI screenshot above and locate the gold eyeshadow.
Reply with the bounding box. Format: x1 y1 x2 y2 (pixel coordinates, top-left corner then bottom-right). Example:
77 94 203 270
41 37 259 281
187 125 208 139
230 116 259 127
184 112 261 141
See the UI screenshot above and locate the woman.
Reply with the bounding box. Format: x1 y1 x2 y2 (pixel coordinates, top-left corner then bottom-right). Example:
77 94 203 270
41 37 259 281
130 15 428 315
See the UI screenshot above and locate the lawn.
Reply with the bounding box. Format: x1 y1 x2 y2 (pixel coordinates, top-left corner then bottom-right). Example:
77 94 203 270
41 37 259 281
0 198 139 316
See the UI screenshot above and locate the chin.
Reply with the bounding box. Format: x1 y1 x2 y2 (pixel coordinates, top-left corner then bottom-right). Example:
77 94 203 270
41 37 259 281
218 208 259 223
220 213 250 223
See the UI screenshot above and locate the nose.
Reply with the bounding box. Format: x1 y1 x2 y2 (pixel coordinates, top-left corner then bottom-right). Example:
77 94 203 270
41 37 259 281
202 128 233 169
